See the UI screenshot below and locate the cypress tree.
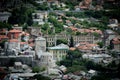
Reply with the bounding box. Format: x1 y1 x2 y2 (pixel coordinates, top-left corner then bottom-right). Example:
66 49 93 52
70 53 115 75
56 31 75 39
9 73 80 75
70 36 74 47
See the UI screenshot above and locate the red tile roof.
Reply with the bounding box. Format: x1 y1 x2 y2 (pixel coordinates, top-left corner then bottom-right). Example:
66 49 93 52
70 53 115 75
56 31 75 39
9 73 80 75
69 26 78 31
0 29 7 33
69 47 76 51
112 38 120 44
9 29 22 33
77 42 98 50
20 42 28 45
0 35 8 39
9 39 19 42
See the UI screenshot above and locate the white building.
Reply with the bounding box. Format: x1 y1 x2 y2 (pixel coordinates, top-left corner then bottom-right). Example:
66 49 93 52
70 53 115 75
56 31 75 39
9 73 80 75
82 54 112 63
0 12 11 22
32 11 48 25
35 0 46 4
48 43 69 61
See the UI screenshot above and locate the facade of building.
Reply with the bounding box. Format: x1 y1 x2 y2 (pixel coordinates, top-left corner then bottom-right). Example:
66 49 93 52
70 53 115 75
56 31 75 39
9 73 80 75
44 33 102 47
48 44 69 61
7 29 22 40
37 52 56 68
0 55 33 66
35 37 46 54
32 11 48 25
4 39 20 55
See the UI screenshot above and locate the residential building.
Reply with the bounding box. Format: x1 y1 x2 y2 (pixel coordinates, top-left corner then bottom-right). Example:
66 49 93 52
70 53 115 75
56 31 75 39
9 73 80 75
86 69 97 79
44 33 102 47
32 11 48 25
7 29 22 40
0 55 34 66
82 54 112 63
105 29 117 46
48 43 69 61
79 0 93 10
37 51 56 68
111 37 120 51
0 28 8 35
0 12 11 22
27 27 41 37
0 28 8 42
35 0 47 4
44 33 70 47
76 42 99 53
13 25 23 31
108 19 119 30
5 39 20 55
73 34 95 45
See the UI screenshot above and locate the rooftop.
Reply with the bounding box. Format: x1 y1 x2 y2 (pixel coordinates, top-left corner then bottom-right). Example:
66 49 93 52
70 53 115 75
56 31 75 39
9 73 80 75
9 29 22 33
9 39 19 42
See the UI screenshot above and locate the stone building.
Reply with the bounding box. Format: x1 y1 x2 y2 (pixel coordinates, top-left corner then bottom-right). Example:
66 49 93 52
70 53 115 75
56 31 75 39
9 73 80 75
5 39 20 55
35 37 46 54
7 29 22 40
44 33 102 47
37 52 56 68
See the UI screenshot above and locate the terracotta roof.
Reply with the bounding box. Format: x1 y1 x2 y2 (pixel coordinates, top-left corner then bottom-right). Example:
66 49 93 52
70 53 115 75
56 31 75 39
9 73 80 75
77 42 98 50
20 32 30 36
69 26 78 31
0 35 8 39
29 42 35 47
69 47 76 51
0 29 7 33
112 38 120 44
20 42 28 45
78 29 102 34
66 20 71 23
9 39 19 42
9 29 22 33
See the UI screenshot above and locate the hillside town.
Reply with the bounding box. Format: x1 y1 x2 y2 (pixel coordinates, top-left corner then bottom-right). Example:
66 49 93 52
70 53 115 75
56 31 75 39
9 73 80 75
0 0 120 80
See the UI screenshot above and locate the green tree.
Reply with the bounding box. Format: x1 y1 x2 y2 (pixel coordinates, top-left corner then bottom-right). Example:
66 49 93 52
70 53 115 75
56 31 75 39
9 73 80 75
8 5 34 25
48 16 63 33
8 58 16 66
69 36 74 47
0 22 12 30
42 23 49 31
33 74 51 80
97 42 104 48
32 66 45 73
56 39 68 45
91 75 110 80
117 63 120 78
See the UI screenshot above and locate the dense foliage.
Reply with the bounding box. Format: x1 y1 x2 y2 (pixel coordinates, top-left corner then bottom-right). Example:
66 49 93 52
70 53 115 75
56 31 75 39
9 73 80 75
8 6 33 26
33 74 51 80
